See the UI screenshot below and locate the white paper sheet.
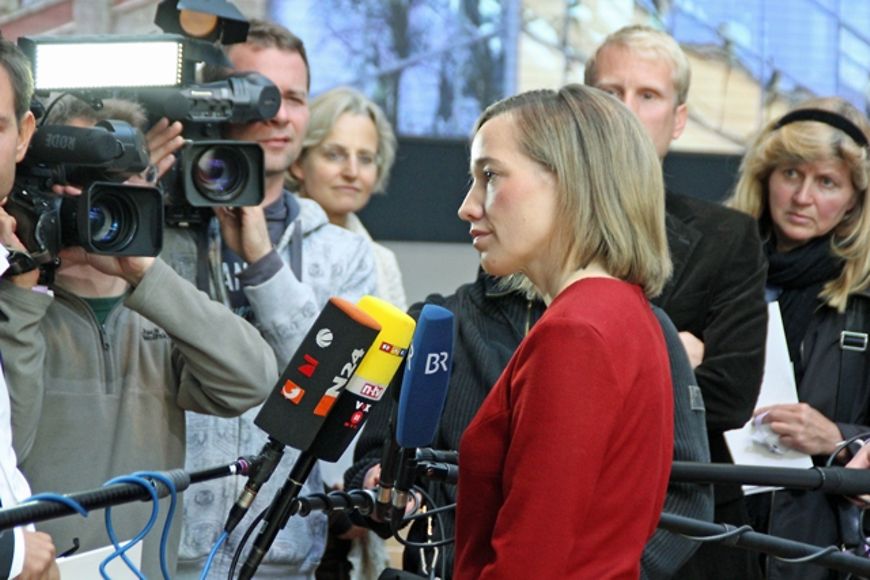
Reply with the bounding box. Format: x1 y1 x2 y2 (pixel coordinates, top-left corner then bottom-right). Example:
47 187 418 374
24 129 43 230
56 540 143 579
724 301 813 495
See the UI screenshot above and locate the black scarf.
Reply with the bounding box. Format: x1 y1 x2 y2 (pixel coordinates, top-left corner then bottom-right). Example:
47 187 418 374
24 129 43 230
766 235 842 365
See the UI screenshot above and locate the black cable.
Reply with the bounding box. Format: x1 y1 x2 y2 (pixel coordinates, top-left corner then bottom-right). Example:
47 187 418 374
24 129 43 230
400 502 455 522
825 431 870 467
681 524 754 543
36 92 73 127
392 485 454 550
227 506 267 580
776 545 840 564
675 521 858 568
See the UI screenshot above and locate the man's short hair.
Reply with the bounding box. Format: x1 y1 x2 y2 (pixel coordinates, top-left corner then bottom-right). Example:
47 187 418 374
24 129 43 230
585 25 691 106
0 37 34 125
202 19 310 90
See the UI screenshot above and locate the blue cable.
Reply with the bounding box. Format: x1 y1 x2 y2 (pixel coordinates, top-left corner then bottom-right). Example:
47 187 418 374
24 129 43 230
200 530 228 580
134 471 177 580
99 475 158 580
23 492 88 518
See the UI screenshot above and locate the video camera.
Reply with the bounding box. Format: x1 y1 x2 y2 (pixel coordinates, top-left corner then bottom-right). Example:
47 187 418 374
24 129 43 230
5 119 163 263
134 70 279 225
15 0 277 228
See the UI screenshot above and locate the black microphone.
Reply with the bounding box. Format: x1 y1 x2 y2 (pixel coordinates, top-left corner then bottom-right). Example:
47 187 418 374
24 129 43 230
374 362 406 521
415 448 458 464
239 296 416 580
223 438 284 534
380 304 454 526
419 461 459 484
253 297 384 452
224 297 382 534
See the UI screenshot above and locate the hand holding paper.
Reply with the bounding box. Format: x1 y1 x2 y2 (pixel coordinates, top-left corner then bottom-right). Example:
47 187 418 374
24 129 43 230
753 401 844 457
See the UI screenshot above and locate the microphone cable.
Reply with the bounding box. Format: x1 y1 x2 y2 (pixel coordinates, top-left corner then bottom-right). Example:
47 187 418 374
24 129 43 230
133 470 178 580
200 530 228 580
227 505 269 580
673 519 846 568
389 483 453 580
23 492 88 517
100 474 159 580
101 471 178 580
825 430 870 567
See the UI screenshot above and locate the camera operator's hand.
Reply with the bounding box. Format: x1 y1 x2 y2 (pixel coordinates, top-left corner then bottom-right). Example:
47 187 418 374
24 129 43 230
59 247 155 287
146 117 184 180
49 184 82 197
213 206 272 264
0 201 39 289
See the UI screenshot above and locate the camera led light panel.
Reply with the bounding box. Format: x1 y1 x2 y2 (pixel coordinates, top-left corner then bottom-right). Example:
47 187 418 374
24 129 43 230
26 38 185 91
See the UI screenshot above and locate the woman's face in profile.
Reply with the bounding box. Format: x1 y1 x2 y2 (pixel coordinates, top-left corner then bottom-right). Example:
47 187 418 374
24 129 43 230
458 113 559 283
293 112 380 226
767 157 857 252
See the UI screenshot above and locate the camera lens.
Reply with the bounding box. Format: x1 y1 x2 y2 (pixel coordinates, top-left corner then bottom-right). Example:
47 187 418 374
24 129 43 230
88 195 136 252
193 146 246 202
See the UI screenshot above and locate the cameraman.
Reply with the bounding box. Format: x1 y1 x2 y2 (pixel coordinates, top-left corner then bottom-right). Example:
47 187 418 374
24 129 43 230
156 19 377 579
0 37 58 580
0 95 278 578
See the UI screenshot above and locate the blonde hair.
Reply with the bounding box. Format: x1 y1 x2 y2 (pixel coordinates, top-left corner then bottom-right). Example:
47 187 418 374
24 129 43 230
585 24 691 106
287 87 396 194
728 97 870 312
477 84 672 298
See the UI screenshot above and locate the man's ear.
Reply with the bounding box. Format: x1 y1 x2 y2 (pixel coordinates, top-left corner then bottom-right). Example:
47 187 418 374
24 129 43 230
289 159 305 185
671 103 688 141
15 110 35 163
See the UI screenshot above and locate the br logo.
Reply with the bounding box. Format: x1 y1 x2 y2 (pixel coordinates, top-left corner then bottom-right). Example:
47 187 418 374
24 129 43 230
424 352 449 375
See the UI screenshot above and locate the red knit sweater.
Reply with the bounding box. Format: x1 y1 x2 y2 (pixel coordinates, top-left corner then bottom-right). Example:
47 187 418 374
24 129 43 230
454 278 673 579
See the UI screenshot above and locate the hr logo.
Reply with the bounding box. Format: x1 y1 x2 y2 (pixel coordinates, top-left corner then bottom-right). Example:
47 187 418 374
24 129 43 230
424 352 449 374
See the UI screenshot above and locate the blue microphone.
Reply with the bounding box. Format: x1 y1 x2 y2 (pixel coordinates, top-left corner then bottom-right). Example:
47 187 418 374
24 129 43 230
375 304 453 522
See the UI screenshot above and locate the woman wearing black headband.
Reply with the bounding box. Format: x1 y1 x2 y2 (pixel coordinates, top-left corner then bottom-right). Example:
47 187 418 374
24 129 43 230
729 97 870 580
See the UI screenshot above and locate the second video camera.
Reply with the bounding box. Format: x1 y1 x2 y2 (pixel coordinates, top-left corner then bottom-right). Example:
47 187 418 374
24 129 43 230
6 120 163 263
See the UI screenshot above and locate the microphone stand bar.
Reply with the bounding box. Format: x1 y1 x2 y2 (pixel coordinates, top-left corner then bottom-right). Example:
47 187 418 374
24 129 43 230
659 513 870 577
0 460 250 531
671 461 870 496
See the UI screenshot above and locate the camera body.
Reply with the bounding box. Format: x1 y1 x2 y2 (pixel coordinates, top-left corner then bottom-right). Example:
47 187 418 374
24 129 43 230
134 71 279 226
6 119 164 262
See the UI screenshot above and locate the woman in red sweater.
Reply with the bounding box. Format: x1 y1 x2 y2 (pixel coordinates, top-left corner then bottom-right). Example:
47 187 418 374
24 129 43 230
453 84 674 579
